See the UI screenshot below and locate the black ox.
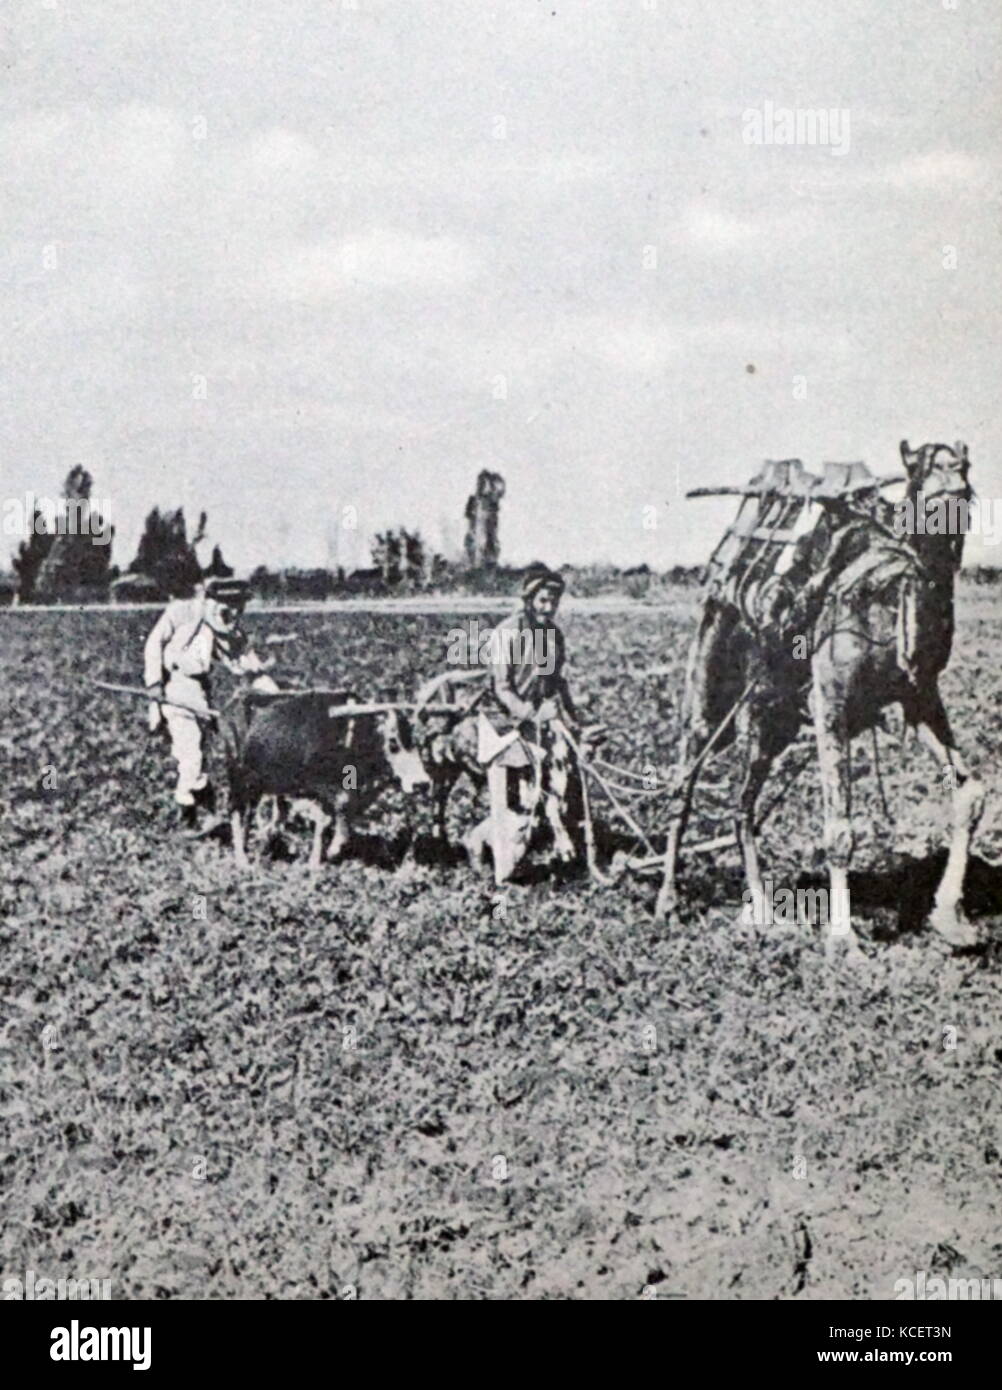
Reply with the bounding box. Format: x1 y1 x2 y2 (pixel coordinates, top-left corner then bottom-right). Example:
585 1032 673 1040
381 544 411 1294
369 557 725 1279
220 689 430 870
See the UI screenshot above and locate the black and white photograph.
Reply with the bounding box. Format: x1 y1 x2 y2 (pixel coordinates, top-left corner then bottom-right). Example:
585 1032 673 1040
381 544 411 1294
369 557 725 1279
2 0 1001 1338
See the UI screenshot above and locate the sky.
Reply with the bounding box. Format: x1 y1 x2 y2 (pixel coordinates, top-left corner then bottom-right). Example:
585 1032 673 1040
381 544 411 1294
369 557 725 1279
2 0 1000 574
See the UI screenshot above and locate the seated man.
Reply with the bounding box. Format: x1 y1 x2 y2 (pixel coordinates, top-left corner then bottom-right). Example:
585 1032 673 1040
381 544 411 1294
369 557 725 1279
487 562 579 731
144 576 272 831
473 563 583 880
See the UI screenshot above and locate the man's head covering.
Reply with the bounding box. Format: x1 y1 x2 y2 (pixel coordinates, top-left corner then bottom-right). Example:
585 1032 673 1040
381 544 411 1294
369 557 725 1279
204 576 250 604
521 562 565 602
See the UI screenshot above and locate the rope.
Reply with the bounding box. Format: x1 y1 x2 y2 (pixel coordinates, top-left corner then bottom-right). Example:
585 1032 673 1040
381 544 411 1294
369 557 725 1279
753 745 815 834
555 721 658 859
593 757 652 782
680 677 758 787
564 679 760 864
587 775 667 800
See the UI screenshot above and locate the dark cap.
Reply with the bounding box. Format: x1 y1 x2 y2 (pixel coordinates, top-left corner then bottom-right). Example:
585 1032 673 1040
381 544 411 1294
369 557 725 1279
204 577 250 602
521 563 565 601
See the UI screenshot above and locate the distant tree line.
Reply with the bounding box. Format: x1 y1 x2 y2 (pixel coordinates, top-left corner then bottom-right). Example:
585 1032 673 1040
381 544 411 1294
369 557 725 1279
4 466 235 604
238 558 704 602
1 462 738 606
961 566 1002 585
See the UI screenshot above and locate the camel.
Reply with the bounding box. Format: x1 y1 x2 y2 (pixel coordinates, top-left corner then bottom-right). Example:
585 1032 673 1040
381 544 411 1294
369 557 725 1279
654 441 983 953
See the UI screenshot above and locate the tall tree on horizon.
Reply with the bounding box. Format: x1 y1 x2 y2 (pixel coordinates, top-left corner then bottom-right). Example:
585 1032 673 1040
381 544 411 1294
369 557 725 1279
129 506 206 598
463 470 505 569
32 466 114 602
371 529 402 585
12 504 54 602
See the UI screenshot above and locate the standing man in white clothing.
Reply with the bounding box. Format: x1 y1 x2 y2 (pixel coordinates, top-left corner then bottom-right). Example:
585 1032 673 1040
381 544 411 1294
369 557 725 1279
144 576 270 831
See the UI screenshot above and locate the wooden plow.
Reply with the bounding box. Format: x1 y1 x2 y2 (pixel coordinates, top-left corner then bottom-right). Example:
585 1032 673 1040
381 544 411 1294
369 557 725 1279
559 692 756 888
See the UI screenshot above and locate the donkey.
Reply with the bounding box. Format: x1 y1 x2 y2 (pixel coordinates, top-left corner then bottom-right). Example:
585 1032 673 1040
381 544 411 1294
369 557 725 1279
413 668 585 879
654 441 983 952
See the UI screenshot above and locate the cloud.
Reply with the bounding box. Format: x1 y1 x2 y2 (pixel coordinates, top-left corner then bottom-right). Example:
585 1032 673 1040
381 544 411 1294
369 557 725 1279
883 150 988 190
264 230 479 299
1 104 186 220
245 128 320 178
789 149 991 200
579 321 679 374
682 204 758 250
676 200 822 256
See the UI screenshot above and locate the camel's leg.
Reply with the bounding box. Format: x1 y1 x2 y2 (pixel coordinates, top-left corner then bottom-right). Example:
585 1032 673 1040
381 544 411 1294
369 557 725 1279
734 745 771 930
654 773 696 925
656 598 749 924
733 703 798 931
811 672 862 957
654 725 708 925
913 696 983 945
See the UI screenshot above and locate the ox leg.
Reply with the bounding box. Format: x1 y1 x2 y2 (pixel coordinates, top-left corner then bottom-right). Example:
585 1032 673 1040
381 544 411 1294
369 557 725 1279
258 796 282 860
462 780 491 873
466 768 525 883
325 808 350 862
432 769 459 844
541 736 579 866
464 815 491 871
811 673 862 960
913 696 982 946
432 778 447 841
231 801 249 870
308 803 332 873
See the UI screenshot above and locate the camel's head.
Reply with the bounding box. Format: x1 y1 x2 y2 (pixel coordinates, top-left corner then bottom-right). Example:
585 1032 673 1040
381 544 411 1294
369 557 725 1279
898 440 972 570
900 439 972 512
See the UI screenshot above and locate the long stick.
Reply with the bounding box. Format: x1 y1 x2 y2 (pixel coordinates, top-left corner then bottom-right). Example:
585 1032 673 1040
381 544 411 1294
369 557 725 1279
675 677 756 791
257 693 459 716
222 686 461 716
578 758 623 886
627 833 737 871
325 700 459 717
93 680 219 721
685 472 905 501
